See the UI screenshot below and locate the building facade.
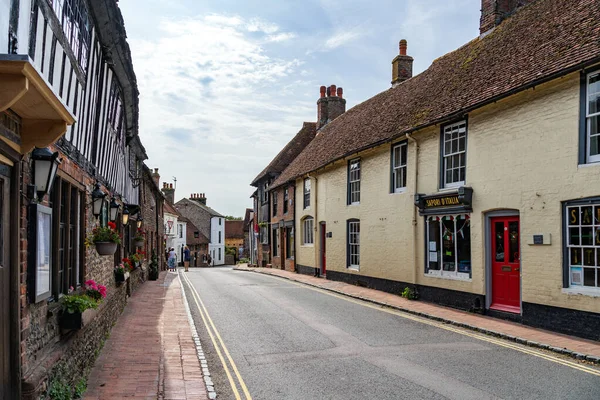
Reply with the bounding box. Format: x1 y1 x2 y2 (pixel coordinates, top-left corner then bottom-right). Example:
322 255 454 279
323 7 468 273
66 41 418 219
269 0 600 340
0 0 158 396
225 220 245 258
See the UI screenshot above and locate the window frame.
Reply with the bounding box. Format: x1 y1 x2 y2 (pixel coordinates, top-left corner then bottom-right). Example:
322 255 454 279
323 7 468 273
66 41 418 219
582 69 600 164
347 219 360 270
563 197 600 293
272 191 278 217
285 227 294 259
303 178 311 209
272 228 279 257
440 120 468 189
391 141 408 193
283 187 289 214
425 214 472 280
302 217 314 246
347 158 361 205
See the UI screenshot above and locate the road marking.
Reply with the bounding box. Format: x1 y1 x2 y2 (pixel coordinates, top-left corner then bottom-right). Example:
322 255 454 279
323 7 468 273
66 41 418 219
181 271 253 399
272 276 600 377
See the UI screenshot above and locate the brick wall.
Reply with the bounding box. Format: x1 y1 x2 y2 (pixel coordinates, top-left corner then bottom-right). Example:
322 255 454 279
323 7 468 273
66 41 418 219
270 185 295 271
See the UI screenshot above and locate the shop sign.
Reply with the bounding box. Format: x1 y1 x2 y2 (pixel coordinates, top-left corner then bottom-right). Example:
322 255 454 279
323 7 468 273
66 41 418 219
414 187 473 215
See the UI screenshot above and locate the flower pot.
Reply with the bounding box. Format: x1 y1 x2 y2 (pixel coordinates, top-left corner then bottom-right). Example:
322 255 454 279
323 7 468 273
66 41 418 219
115 271 130 283
134 239 144 248
95 242 117 256
59 308 98 330
148 269 159 281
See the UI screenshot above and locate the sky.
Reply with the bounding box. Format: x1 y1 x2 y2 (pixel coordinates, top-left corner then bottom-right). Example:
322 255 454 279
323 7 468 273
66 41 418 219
119 0 480 217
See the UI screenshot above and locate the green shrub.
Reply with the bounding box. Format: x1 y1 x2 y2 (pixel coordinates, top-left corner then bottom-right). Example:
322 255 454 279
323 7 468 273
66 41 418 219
48 377 72 400
401 287 418 300
60 294 98 314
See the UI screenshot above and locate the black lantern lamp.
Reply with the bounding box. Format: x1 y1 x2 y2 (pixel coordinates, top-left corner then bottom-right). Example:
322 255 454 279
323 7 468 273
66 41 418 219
122 205 130 226
91 183 106 218
32 147 61 201
137 217 143 229
109 197 120 222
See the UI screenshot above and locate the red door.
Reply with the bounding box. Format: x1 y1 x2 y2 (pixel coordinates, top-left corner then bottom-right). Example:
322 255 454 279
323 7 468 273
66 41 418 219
320 223 326 276
490 216 521 313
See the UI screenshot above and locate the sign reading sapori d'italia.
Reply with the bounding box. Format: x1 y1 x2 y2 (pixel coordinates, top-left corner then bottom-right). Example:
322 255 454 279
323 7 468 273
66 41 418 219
424 195 460 208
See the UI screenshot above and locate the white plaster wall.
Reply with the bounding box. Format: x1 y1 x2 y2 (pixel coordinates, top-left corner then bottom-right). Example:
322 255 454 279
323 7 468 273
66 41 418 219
0 0 11 52
209 216 225 265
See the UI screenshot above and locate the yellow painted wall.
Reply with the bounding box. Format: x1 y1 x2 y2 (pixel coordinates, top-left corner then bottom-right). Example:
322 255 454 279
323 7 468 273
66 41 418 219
295 72 600 313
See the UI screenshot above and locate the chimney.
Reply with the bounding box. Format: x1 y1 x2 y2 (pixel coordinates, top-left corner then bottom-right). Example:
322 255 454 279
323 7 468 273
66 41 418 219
391 39 413 87
161 182 175 204
480 0 533 36
152 168 160 187
190 192 207 205
317 84 346 130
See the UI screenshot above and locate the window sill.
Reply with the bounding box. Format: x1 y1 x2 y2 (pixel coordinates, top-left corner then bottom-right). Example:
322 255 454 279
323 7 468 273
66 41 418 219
438 184 464 192
392 188 407 195
577 162 600 169
348 202 360 206
562 288 600 298
425 271 471 282
301 244 314 248
347 266 359 271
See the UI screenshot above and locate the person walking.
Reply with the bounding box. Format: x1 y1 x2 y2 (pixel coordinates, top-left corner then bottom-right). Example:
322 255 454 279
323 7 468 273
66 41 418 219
183 245 190 272
207 253 212 268
168 247 177 272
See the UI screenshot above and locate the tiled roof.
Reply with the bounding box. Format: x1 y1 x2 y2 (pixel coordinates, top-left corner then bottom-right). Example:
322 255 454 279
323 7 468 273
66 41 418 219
163 201 181 217
251 122 317 186
186 221 209 245
243 208 253 230
225 220 245 239
272 0 600 188
176 198 225 218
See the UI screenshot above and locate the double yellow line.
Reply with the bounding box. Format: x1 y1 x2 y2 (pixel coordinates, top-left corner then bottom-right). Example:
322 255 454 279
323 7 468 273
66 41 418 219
180 272 253 400
284 279 600 377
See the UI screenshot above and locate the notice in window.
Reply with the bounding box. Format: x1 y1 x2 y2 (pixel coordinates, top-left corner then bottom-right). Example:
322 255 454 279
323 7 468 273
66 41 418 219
429 242 437 251
429 252 438 262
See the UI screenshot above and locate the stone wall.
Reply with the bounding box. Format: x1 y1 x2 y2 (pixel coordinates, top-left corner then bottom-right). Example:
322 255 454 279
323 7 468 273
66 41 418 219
175 198 212 241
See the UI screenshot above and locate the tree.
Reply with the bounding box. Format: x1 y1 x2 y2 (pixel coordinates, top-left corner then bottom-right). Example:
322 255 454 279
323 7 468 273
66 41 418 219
225 216 242 220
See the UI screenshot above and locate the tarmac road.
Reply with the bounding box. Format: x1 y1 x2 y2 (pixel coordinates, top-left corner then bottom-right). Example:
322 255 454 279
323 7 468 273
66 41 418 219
180 267 600 400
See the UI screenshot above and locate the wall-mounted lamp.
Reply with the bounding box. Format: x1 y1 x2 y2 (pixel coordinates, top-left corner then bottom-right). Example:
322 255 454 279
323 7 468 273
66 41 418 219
137 217 143 229
122 206 130 226
109 197 120 222
32 147 61 201
91 183 106 218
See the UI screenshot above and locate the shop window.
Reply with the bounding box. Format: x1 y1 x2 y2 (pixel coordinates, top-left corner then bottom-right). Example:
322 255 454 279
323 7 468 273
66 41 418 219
583 70 600 163
52 178 84 296
304 178 311 209
426 214 471 279
272 228 279 257
347 219 360 269
391 142 407 193
441 121 467 188
285 227 294 259
302 217 314 245
565 200 600 290
347 159 361 205
260 226 268 244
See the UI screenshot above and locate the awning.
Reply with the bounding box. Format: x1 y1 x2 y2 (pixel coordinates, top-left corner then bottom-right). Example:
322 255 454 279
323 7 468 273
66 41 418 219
0 55 76 154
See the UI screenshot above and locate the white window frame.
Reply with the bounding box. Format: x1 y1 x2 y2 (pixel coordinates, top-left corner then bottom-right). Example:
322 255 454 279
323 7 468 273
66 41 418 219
425 214 471 281
442 121 467 188
303 178 311 209
348 159 361 205
392 142 407 193
586 71 600 163
347 220 360 270
302 217 314 246
565 202 600 291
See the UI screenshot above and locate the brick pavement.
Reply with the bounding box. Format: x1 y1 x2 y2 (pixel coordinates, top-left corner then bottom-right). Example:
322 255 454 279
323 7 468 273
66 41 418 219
235 265 600 363
85 272 208 399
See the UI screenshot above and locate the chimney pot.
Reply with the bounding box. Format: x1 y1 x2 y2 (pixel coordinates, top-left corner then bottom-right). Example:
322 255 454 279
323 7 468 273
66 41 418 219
337 87 343 98
170 183 173 189
320 86 326 98
399 39 407 56
317 83 347 130
330 84 337 97
391 39 413 87
154 168 158 174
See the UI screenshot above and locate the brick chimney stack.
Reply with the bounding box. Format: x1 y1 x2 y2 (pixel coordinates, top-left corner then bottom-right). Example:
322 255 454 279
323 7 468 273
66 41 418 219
190 192 207 205
391 39 413 87
317 84 346 130
161 182 175 204
152 168 160 187
480 0 533 36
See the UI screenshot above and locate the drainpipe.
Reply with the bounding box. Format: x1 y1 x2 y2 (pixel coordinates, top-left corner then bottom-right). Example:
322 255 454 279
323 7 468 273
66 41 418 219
405 132 419 286
308 175 318 276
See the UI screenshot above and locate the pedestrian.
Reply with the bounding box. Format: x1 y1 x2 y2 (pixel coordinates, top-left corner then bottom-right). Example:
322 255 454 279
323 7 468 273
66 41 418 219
207 253 212 267
183 245 190 272
168 247 177 272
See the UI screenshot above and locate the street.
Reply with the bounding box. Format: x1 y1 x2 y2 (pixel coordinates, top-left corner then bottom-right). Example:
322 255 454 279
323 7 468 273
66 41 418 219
179 267 600 400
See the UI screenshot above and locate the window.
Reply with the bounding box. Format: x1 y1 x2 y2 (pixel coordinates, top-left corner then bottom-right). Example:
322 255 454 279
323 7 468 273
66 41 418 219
303 178 311 209
426 214 471 279
391 142 407 192
442 121 467 188
52 178 84 296
347 220 360 269
348 159 360 205
261 226 268 244
219 218 222 226
107 79 123 139
218 247 221 260
263 182 269 203
283 187 289 214
286 227 294 259
48 0 91 71
178 224 183 238
565 200 600 290
218 231 221 244
272 192 278 217
585 71 600 163
272 228 279 257
302 217 314 245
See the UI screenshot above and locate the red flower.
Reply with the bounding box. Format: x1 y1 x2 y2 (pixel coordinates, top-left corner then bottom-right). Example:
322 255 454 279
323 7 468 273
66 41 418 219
108 222 116 230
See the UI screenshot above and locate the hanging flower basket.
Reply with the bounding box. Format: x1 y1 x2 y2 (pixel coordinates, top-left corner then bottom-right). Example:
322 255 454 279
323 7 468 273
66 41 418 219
95 242 117 256
134 239 144 248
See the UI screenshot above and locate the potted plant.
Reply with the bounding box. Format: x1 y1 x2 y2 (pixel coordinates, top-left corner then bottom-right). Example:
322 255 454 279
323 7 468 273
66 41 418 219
59 280 107 330
130 250 145 268
148 250 159 281
114 263 129 283
86 221 121 255
122 257 134 271
133 228 145 248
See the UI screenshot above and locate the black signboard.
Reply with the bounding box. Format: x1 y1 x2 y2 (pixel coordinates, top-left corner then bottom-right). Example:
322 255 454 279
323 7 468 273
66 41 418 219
533 235 543 245
414 187 473 215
